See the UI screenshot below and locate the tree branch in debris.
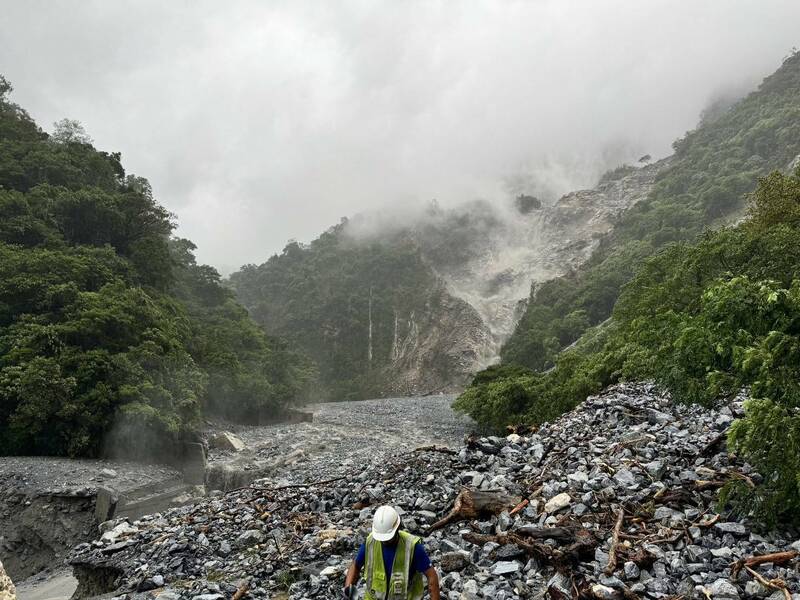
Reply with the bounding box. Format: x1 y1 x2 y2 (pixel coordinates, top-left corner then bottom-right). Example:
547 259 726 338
462 528 597 570
427 488 522 534
744 566 791 600
604 508 625 575
731 550 799 577
407 444 458 455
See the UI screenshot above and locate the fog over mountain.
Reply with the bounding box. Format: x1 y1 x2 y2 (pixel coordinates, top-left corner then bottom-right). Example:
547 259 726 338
1 0 798 271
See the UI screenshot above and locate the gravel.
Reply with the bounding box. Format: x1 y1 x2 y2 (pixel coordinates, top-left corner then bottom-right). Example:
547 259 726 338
68 383 800 599
205 395 472 488
0 457 180 498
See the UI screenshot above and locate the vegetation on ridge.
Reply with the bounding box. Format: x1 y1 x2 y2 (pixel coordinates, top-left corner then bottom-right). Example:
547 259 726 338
229 227 443 401
502 51 800 372
0 76 313 458
457 167 800 524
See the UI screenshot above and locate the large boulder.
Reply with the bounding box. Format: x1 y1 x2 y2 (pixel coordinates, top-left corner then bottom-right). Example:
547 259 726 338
208 432 246 453
0 559 15 600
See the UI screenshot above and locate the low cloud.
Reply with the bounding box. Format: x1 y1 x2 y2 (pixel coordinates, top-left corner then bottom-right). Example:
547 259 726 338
1 0 798 271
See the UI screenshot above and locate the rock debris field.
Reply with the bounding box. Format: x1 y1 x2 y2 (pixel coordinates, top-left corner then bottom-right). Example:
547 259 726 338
205 395 473 489
70 384 800 599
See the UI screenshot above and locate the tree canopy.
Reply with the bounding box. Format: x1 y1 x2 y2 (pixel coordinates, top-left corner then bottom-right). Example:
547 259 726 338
0 77 314 458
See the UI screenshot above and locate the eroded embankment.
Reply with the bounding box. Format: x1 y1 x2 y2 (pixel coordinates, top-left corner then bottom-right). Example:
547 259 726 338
0 457 181 588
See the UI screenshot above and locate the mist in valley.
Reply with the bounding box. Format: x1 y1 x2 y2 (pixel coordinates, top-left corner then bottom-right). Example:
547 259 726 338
2 0 799 271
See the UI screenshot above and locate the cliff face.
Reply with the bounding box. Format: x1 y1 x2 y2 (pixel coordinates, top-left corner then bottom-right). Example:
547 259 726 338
380 283 494 395
411 159 668 350
230 160 666 399
228 232 496 399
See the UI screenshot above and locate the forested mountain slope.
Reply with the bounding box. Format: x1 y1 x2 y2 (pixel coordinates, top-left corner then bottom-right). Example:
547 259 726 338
229 159 664 400
502 50 800 371
229 226 495 400
0 77 313 458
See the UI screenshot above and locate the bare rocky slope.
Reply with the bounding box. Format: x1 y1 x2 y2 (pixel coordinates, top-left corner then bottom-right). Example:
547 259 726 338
68 382 800 599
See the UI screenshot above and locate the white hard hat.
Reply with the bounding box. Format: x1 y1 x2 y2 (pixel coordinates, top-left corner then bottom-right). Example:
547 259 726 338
372 505 401 542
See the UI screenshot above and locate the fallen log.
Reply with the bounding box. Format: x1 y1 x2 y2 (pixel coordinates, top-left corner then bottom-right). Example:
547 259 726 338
462 528 597 570
514 524 576 542
604 508 625 575
427 487 522 533
731 550 799 577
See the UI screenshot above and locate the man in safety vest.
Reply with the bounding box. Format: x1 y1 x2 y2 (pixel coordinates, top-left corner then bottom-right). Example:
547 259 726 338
343 505 440 600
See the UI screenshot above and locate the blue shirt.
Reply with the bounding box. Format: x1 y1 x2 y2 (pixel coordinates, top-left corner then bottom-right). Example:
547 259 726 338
355 538 431 582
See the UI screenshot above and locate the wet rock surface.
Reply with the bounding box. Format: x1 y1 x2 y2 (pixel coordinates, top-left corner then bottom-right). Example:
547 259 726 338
69 384 800 599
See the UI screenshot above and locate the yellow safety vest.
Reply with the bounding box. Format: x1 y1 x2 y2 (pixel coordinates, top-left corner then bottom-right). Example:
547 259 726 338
364 531 425 600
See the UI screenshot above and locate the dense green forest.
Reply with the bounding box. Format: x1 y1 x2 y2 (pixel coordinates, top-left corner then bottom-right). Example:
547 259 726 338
229 227 449 400
0 76 313 458
503 51 800 371
456 52 800 523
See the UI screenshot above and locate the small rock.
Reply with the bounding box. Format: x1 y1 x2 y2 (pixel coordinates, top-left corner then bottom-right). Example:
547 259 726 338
623 561 639 580
707 578 740 599
440 552 470 573
491 560 521 575
209 431 246 453
591 584 620 600
544 492 571 513
237 529 265 547
715 522 748 536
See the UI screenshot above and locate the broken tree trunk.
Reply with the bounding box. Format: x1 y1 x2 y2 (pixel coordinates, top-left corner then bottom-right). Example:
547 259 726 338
513 524 577 542
462 528 597 570
427 487 522 534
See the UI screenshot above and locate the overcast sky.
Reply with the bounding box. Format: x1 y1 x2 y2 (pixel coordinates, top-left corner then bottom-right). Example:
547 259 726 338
1 1 798 272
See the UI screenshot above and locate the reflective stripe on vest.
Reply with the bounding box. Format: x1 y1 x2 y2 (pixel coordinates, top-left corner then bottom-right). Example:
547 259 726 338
364 531 425 600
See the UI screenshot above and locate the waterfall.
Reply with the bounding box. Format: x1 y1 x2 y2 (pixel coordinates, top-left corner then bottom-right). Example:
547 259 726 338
367 286 373 364
391 308 399 361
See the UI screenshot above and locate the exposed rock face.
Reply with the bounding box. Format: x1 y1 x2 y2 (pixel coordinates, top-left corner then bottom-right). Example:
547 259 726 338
0 560 15 600
352 158 671 391
381 284 495 395
415 159 669 352
67 383 800 599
